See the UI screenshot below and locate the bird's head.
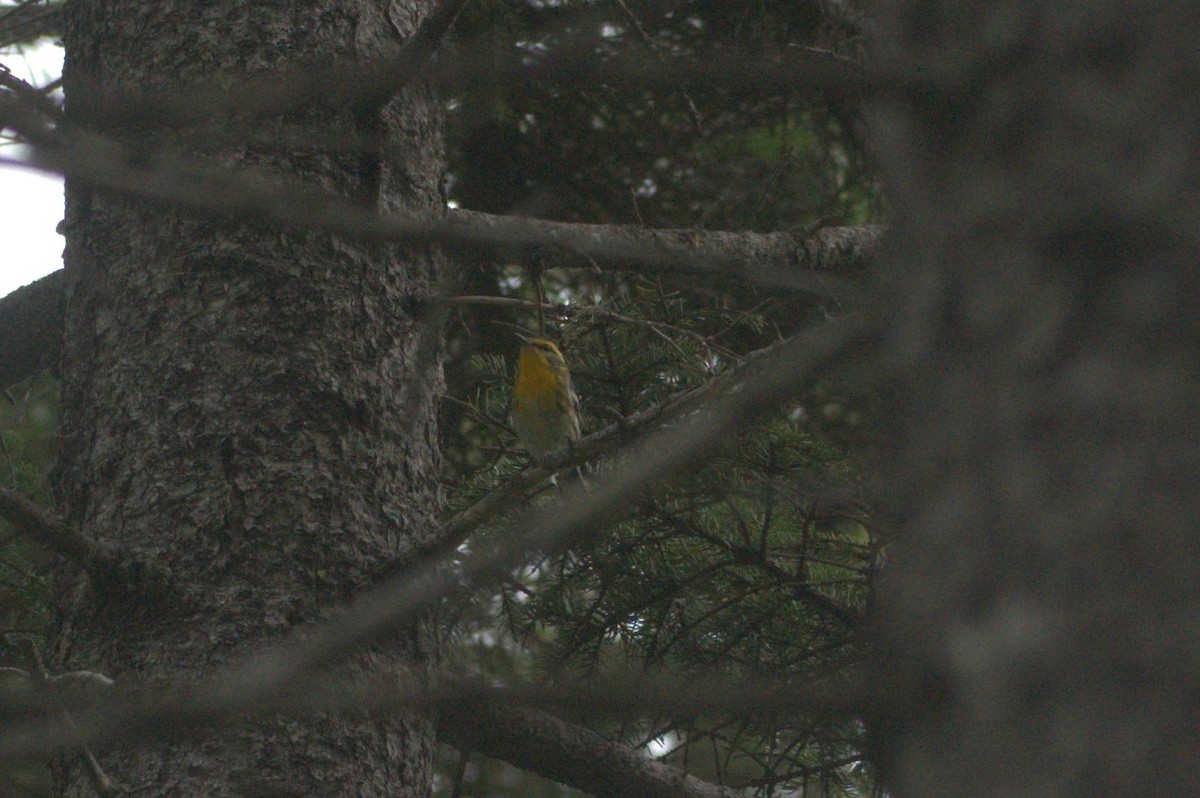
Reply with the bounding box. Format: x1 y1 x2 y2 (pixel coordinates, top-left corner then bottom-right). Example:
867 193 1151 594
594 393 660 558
517 336 568 379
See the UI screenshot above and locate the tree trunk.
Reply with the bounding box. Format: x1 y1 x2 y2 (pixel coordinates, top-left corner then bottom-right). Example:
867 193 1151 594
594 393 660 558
53 1 444 795
870 3 1200 795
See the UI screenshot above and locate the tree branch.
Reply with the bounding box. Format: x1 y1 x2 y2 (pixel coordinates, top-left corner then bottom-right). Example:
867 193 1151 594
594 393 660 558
0 222 877 397
0 315 876 763
0 1 62 48
439 701 743 798
0 485 106 569
0 666 871 764
422 321 874 585
0 92 876 296
0 485 167 593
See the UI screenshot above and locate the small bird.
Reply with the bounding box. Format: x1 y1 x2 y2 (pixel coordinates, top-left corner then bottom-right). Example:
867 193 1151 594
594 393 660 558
511 336 582 469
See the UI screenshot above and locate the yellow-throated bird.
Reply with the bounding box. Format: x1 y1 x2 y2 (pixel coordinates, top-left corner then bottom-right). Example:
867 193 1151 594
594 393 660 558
511 337 582 472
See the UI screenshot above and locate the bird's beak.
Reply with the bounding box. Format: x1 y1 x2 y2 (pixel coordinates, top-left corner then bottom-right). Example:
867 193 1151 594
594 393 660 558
515 332 531 343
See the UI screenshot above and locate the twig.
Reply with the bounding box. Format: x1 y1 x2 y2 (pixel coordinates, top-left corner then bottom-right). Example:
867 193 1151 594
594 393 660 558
0 315 876 763
0 96 875 295
23 641 119 798
448 747 470 798
0 60 62 122
446 295 727 358
611 0 704 132
0 484 167 593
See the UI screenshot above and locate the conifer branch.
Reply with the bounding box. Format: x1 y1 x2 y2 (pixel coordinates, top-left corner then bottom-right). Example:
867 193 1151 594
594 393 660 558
0 315 876 763
438 701 744 798
0 485 167 593
428 318 876 566
0 486 108 571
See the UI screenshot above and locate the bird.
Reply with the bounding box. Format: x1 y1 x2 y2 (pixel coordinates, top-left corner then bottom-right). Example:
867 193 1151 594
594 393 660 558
511 336 582 474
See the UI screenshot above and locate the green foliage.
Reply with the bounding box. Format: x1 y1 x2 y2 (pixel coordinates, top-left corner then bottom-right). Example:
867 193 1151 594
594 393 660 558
445 0 879 231
2 1 884 794
0 372 58 798
442 280 880 796
437 2 881 793
435 236 871 796
0 373 57 646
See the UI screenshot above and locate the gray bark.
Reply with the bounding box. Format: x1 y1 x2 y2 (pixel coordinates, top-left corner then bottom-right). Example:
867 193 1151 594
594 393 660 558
52 1 444 796
870 3 1200 795
0 271 62 392
0 221 883 394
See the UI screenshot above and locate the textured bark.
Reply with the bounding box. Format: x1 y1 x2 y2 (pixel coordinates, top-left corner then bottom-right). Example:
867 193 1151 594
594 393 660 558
870 3 1200 795
0 270 62 392
53 1 444 796
0 222 881 392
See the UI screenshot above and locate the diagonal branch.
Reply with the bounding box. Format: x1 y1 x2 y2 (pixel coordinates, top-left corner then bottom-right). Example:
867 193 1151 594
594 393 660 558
424 321 873 577
0 314 876 763
0 485 109 570
439 701 742 798
0 485 167 592
0 0 62 48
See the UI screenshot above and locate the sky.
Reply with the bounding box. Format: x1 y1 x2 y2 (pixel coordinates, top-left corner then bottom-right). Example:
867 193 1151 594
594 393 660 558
1 39 64 297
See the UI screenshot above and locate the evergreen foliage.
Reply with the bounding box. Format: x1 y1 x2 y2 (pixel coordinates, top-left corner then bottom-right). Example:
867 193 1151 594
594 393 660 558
437 2 881 793
0 0 881 795
0 373 56 797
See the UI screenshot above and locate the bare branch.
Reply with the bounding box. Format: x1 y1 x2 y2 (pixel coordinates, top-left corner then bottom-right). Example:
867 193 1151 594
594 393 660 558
0 485 106 569
0 0 62 48
0 214 877 397
0 485 167 592
439 701 743 798
0 314 875 763
0 60 62 121
0 96 876 295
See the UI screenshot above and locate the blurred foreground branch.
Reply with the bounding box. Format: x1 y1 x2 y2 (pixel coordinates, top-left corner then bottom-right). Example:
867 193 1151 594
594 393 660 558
0 104 872 295
0 314 875 762
0 666 870 764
